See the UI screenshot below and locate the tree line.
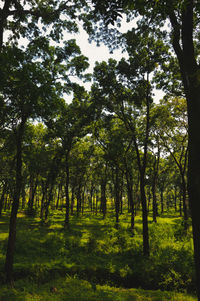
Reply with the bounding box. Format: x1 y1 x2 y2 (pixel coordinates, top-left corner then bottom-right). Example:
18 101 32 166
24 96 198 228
0 0 200 299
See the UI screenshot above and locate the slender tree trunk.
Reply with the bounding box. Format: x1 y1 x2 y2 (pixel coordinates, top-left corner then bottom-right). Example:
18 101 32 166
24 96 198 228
43 152 62 221
152 151 160 222
152 184 157 223
125 169 134 231
40 182 47 220
4 195 8 211
64 154 70 227
147 188 151 213
56 184 62 209
174 186 177 212
44 184 54 221
0 183 7 217
21 183 26 210
160 189 164 214
28 176 38 215
5 119 26 285
71 187 74 215
76 185 81 216
140 175 149 256
95 192 98 215
89 185 94 212
114 167 120 228
81 190 84 215
101 181 107 219
119 174 124 215
179 194 182 217
128 181 134 230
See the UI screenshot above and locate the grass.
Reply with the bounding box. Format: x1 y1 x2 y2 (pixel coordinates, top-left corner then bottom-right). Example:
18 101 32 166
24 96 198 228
0 277 197 301
0 209 197 300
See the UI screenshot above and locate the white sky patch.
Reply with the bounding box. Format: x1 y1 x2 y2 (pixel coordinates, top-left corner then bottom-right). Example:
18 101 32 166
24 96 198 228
3 13 165 103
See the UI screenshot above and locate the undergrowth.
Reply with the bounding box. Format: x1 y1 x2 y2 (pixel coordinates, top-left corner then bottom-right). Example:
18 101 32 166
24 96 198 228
0 210 197 300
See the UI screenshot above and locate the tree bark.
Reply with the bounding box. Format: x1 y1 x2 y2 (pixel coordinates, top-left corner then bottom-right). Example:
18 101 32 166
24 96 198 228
64 153 70 227
0 182 7 217
101 181 107 219
152 149 160 222
169 3 200 298
140 175 150 256
187 88 200 301
28 176 38 215
114 167 120 228
125 169 134 230
5 118 26 285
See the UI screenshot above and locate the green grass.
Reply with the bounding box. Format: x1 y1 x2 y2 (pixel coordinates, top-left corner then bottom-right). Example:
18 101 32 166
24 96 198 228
0 277 197 301
0 209 197 300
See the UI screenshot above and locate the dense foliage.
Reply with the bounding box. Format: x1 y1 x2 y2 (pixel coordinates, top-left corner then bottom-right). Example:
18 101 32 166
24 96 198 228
0 0 199 299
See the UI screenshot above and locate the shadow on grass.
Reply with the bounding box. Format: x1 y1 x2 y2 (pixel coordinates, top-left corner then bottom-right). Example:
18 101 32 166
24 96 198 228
0 209 196 295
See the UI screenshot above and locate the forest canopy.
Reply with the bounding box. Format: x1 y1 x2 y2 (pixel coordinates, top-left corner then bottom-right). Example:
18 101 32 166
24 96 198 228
0 1 200 300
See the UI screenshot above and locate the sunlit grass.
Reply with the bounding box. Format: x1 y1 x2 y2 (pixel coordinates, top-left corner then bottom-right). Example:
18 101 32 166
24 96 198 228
0 277 197 301
0 209 196 300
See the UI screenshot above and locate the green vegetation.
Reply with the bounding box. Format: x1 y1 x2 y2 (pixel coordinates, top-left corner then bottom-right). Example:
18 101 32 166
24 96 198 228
1 0 200 299
0 210 197 300
0 278 197 301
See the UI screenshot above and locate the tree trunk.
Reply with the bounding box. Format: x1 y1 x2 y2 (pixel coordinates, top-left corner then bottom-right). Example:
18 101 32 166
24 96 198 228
4 195 8 211
28 176 38 215
64 154 70 227
152 152 160 222
40 182 47 220
174 186 177 212
114 167 120 228
5 119 26 285
0 183 7 217
76 185 81 216
43 152 62 221
95 192 98 215
160 189 164 214
169 3 200 298
181 173 188 229
140 175 150 256
187 90 200 300
89 184 94 212
21 183 26 210
101 181 107 219
71 187 75 215
152 185 157 223
125 171 134 231
56 184 62 209
81 189 85 215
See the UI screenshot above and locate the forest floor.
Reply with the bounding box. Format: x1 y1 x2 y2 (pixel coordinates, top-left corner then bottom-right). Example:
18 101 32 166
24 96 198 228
0 209 197 300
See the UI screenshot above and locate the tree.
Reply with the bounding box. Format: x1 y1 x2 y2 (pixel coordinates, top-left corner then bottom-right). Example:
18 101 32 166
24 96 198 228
23 123 48 215
46 88 95 226
92 57 153 254
155 98 188 227
93 116 132 226
91 1 200 298
0 34 89 283
91 22 167 253
0 0 91 50
0 46 59 284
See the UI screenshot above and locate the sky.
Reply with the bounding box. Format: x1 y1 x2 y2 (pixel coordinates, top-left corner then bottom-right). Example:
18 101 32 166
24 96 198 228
4 15 165 103
66 19 165 103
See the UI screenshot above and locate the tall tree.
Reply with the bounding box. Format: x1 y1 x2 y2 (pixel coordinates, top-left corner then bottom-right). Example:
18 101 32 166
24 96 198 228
155 98 188 227
0 35 88 283
91 1 200 297
46 88 95 227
